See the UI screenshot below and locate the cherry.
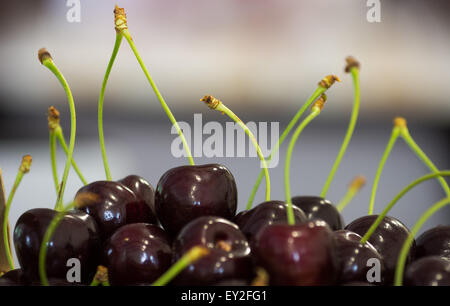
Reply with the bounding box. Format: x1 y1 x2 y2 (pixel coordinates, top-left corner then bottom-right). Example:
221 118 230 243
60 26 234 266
345 215 416 284
104 223 172 285
75 180 154 240
253 220 338 285
404 256 450 286
0 269 27 286
13 208 101 284
234 201 307 243
334 230 384 285
291 196 343 230
415 225 450 260
155 164 237 237
172 216 252 285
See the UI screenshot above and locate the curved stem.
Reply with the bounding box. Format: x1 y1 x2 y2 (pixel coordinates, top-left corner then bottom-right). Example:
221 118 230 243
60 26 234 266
285 107 322 225
361 171 450 244
246 86 326 209
394 197 450 286
55 127 87 185
98 32 123 181
320 67 360 198
121 29 194 165
152 246 209 286
368 127 401 215
400 128 450 197
49 130 59 194
336 176 366 213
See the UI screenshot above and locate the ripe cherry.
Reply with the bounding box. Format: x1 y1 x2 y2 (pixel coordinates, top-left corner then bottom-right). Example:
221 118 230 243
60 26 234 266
415 225 450 260
404 256 450 286
291 196 343 230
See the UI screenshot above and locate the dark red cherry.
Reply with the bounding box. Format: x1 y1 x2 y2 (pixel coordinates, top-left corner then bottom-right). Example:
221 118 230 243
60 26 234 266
0 269 28 286
172 216 252 285
253 220 338 285
75 180 154 240
234 201 307 243
334 230 384 285
117 175 158 225
13 208 101 284
155 164 237 237
291 196 343 230
345 215 416 284
104 223 172 285
415 225 450 260
404 256 450 286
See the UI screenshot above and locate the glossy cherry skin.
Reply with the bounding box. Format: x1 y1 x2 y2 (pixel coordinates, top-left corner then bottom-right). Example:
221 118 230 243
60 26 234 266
104 223 172 285
13 208 101 284
334 230 384 285
291 196 343 230
345 215 415 284
415 225 450 260
0 269 27 286
253 220 338 285
75 180 154 240
117 175 158 225
172 216 252 285
404 256 450 286
155 164 237 237
234 201 307 243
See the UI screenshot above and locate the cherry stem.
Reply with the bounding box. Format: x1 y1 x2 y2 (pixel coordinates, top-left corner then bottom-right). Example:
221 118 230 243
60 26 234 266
201 95 271 202
49 130 59 194
98 32 123 181
394 196 450 286
152 246 209 286
2 155 32 270
89 266 109 286
399 127 450 197
285 96 326 225
320 59 360 198
115 6 194 165
39 49 77 211
367 124 401 215
360 171 450 244
336 175 366 212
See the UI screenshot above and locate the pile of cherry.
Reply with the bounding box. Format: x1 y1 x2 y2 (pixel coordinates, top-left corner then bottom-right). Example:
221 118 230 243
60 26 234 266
0 163 449 286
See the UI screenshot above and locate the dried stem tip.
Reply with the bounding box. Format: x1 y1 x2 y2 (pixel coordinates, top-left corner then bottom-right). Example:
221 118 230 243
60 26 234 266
216 240 232 252
349 175 366 191
47 106 60 131
251 267 269 286
94 266 109 284
394 116 407 128
318 75 341 89
73 192 100 209
38 48 52 64
345 56 360 73
312 94 327 111
200 95 222 110
19 155 32 173
114 5 127 32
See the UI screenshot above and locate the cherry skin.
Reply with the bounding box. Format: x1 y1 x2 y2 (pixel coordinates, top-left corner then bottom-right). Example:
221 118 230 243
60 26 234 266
253 220 338 285
13 208 101 284
104 223 172 285
345 215 416 284
334 230 385 285
75 180 155 240
415 225 450 260
291 196 343 230
234 201 307 243
155 164 237 237
172 216 253 285
404 256 450 286
0 269 27 286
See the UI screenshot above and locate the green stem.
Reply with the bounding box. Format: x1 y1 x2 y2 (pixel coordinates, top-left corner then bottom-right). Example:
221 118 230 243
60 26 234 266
285 106 322 225
336 189 357 213
41 56 77 211
368 127 401 215
400 128 450 197
55 126 87 185
361 171 450 244
121 29 194 166
320 67 360 198
152 246 209 286
394 197 450 286
98 32 123 181
49 130 59 194
246 86 326 209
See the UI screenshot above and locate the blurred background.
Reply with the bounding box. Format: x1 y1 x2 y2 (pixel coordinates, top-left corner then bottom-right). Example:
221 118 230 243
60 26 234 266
0 0 449 261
